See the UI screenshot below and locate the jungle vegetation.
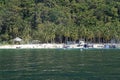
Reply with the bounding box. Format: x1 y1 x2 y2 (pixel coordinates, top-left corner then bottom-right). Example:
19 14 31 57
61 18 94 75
0 0 120 44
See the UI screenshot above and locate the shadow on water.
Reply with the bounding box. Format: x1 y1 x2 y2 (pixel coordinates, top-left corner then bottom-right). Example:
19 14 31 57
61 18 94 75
0 49 120 80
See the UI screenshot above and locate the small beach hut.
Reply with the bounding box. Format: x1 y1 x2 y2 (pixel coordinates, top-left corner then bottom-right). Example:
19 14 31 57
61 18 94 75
13 37 22 44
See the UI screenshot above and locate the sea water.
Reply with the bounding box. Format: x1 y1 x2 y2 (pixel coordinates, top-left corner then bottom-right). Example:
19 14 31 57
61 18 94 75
0 49 120 80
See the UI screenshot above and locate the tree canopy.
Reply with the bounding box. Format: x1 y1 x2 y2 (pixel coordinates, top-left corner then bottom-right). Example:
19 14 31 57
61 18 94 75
0 0 120 44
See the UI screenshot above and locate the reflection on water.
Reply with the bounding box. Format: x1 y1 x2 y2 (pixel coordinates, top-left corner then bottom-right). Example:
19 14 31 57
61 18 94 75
0 49 120 80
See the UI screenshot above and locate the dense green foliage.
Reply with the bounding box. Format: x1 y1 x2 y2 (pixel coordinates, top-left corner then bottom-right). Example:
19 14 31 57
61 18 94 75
0 0 120 43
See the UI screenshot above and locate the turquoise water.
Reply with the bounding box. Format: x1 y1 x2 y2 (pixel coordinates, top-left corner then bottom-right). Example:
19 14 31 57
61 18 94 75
0 49 120 80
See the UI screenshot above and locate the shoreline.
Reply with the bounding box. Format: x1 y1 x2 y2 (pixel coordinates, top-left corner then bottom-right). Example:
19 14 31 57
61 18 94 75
0 43 120 49
0 44 64 49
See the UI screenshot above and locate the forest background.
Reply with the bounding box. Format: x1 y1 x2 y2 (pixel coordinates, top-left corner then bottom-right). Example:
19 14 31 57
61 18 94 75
0 0 120 44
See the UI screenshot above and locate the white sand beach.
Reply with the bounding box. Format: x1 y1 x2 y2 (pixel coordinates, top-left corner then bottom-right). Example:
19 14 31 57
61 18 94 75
0 43 119 49
0 44 64 49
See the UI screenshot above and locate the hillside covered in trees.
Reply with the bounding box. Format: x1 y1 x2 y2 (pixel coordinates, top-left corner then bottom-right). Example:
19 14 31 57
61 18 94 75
0 0 120 44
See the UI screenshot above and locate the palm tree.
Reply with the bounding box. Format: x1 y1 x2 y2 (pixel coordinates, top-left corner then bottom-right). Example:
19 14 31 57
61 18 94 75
64 26 70 43
70 26 78 41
